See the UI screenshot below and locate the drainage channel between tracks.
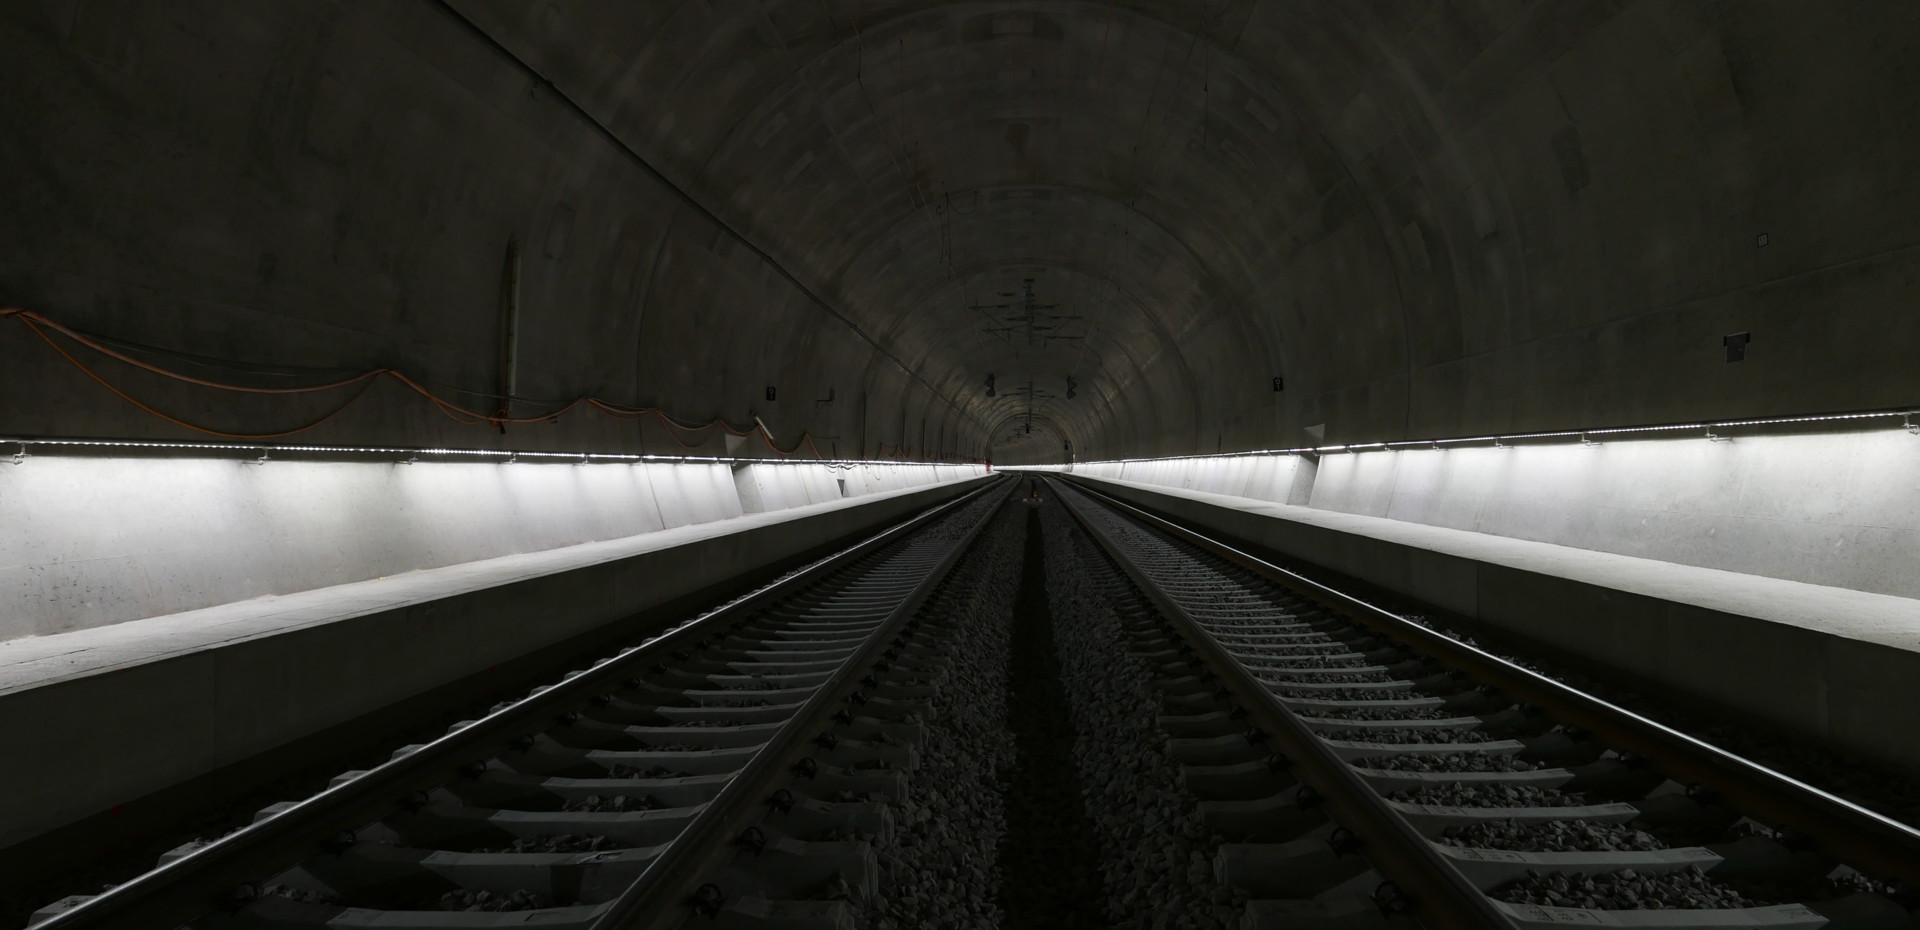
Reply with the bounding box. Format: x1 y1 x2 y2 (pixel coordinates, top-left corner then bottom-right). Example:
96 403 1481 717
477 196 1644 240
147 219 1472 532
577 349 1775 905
29 479 1014 930
1052 477 1920 930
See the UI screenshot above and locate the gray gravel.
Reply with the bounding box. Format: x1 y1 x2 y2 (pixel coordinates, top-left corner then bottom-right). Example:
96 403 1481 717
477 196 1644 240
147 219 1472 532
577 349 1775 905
1191 607 1305 623
1214 633 1338 643
1236 654 1367 669
1495 866 1760 910
477 833 621 854
1351 753 1539 773
1722 869 1904 905
1043 502 1248 930
1304 706 1453 722
1387 784 1591 807
1324 727 1498 744
1253 670 1393 684
607 764 690 779
1273 687 1422 701
435 888 554 911
852 505 1023 930
559 794 660 813
264 883 336 904
1440 819 1665 852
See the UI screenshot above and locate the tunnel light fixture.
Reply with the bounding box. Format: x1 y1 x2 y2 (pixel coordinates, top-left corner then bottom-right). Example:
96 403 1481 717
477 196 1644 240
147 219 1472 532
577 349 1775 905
0 437 974 470
1495 430 1584 441
1583 422 1710 436
1065 406 1918 468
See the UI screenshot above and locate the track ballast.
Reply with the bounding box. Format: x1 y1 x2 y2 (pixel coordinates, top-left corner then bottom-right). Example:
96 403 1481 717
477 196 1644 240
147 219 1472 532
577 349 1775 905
1051 476 1920 930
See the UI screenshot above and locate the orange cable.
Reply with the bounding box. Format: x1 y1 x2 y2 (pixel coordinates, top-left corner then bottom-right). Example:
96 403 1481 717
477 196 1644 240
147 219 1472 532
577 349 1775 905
6 308 389 394
653 412 716 450
1 307 943 462
16 315 383 440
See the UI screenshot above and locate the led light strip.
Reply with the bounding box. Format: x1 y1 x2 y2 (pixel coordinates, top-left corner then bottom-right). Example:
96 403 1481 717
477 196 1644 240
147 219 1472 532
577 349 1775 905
0 437 973 470
1066 408 1920 467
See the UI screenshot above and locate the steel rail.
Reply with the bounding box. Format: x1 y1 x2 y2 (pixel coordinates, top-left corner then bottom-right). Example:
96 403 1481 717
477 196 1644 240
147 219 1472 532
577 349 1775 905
591 479 1016 929
1052 479 1521 930
33 477 1007 930
1057 475 1920 886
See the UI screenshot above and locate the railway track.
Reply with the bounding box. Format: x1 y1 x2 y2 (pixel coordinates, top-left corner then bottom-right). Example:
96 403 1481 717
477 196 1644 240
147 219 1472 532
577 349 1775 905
1049 477 1920 930
28 478 1013 930
21 474 1920 930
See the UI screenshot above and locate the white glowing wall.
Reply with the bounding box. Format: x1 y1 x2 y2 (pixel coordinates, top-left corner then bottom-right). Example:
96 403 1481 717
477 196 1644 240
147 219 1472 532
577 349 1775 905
1070 455 1312 502
0 458 982 638
728 462 978 514
1067 428 1920 599
1308 431 1920 597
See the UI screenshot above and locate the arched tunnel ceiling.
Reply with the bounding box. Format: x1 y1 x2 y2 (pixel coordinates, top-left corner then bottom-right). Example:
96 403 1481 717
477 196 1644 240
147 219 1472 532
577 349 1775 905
4 3 1915 464
468 0 1308 459
457 0 1920 463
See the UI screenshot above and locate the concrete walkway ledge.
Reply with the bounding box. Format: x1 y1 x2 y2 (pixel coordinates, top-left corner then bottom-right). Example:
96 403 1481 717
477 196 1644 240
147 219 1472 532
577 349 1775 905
1062 474 1920 774
0 475 991 850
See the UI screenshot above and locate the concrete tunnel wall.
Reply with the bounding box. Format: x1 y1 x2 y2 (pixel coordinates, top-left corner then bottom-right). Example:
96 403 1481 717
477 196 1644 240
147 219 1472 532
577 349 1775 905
0 475 993 850
0 457 983 639
2 0 1917 714
1061 425 1920 600
0 2 990 463
4 3 1917 469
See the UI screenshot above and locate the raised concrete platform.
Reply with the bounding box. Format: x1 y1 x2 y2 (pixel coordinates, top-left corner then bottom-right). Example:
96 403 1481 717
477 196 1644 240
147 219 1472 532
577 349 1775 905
1057 473 1920 774
0 456 982 639
0 474 992 850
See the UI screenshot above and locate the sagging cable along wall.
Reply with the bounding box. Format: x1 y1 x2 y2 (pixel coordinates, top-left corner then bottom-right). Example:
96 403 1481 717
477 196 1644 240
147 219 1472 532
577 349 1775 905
1049 407 1920 600
0 308 985 463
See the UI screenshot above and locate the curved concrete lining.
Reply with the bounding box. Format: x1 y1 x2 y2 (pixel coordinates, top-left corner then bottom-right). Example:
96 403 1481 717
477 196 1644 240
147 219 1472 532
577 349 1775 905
4 4 1916 464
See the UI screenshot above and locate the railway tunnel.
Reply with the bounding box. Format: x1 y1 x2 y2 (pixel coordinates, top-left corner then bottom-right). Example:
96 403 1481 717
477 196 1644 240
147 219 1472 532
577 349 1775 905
3 2 1919 927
